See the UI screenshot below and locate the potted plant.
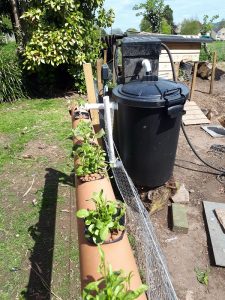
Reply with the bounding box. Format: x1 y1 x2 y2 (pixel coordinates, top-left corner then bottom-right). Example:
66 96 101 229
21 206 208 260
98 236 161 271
76 190 126 244
82 246 148 299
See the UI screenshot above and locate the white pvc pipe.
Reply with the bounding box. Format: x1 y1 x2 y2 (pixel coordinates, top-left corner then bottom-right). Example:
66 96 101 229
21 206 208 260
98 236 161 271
84 103 104 110
103 96 117 167
84 102 118 111
142 59 151 73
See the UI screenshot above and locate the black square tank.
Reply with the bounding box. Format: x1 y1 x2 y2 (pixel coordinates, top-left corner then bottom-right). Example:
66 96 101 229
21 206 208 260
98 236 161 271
122 36 161 83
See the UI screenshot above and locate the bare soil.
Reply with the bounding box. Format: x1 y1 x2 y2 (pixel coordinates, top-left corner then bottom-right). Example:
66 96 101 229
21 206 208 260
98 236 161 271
151 65 225 300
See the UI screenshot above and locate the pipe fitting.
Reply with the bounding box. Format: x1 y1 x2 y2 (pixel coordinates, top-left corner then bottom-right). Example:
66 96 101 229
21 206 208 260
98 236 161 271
142 59 152 73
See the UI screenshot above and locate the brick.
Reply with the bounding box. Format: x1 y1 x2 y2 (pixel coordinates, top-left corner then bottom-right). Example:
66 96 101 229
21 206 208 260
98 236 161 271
172 203 188 233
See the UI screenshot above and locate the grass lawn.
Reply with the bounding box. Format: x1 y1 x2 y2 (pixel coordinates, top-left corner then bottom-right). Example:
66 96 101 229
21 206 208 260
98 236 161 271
0 98 80 299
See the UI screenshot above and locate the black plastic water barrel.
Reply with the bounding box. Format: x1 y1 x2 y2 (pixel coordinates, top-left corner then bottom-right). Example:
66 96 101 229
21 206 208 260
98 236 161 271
112 78 189 188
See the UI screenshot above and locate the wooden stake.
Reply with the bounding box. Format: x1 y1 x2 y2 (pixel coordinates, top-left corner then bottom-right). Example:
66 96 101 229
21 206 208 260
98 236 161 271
83 63 99 126
209 51 217 95
190 62 198 101
97 58 103 96
103 49 107 64
112 44 116 84
174 62 180 81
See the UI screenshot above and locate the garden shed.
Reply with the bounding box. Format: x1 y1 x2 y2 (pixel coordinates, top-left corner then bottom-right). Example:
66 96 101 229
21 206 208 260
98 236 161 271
138 33 214 79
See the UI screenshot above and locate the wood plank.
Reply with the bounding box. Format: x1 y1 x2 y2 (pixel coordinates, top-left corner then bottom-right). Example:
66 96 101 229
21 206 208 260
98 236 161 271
158 71 172 79
159 62 172 70
183 119 211 125
210 51 217 94
164 42 201 50
83 63 99 126
112 44 116 84
183 100 211 125
183 115 209 120
183 110 205 115
104 49 107 64
159 53 199 63
203 201 225 267
185 102 199 107
190 62 198 101
161 49 200 54
97 58 103 96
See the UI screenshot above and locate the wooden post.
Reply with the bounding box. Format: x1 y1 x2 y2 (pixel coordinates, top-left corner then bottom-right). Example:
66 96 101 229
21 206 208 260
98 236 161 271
174 62 180 81
83 63 99 126
112 44 116 84
97 58 103 96
190 62 198 101
103 49 107 64
209 51 217 95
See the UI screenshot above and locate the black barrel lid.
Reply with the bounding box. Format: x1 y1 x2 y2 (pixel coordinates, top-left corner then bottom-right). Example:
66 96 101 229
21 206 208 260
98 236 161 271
112 79 189 108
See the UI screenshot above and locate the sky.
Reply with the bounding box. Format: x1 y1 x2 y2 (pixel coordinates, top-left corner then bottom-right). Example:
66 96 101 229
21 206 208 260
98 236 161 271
104 0 225 32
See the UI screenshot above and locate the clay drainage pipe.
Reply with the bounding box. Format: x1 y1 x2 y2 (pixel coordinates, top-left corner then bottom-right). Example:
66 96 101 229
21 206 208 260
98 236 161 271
71 108 147 299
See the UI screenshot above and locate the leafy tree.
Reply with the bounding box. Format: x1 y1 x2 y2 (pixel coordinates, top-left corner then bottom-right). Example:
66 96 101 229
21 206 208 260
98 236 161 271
163 4 173 28
111 28 124 35
126 28 138 32
217 19 225 30
140 17 152 32
200 14 219 35
180 18 202 35
133 0 165 33
20 0 114 92
161 18 172 34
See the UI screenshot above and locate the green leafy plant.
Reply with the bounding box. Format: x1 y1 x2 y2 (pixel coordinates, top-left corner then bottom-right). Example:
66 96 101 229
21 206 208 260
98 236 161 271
72 120 104 143
0 46 25 103
21 0 114 92
74 142 107 179
195 267 209 286
200 14 219 35
77 190 126 244
82 245 148 299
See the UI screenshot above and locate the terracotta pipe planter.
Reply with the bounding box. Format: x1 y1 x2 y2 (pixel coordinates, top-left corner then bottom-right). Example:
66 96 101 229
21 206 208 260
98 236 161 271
76 178 146 299
71 109 147 299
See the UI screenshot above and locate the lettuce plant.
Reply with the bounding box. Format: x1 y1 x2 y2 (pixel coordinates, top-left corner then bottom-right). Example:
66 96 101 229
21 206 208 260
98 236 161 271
76 190 125 244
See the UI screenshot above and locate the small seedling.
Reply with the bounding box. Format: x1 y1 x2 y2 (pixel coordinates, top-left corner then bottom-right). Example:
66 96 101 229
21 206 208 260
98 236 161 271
82 246 148 299
77 190 126 244
195 267 209 286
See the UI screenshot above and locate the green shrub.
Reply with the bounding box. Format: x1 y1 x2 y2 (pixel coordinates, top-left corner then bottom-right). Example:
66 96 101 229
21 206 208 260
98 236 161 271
0 43 25 103
21 0 114 93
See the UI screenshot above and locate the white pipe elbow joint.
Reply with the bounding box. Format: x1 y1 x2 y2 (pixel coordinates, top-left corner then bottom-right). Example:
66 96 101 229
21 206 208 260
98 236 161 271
142 59 151 73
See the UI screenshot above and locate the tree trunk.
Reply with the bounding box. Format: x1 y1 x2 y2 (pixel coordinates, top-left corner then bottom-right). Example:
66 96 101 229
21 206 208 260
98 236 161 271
9 0 22 46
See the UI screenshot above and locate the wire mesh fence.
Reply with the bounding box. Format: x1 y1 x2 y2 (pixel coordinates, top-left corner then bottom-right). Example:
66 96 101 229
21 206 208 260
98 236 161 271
103 135 178 300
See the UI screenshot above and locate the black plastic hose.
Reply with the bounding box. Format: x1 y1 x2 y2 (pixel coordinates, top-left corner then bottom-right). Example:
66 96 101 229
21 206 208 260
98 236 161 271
181 122 225 182
161 43 177 82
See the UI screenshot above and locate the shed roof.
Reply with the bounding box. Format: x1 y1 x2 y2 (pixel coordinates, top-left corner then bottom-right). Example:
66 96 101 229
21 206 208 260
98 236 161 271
137 32 214 43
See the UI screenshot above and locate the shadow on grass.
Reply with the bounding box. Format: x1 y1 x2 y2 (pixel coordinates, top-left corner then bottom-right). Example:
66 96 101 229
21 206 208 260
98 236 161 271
21 168 74 299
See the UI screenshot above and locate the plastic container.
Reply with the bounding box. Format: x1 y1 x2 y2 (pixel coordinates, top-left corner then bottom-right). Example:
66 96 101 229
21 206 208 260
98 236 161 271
113 78 189 188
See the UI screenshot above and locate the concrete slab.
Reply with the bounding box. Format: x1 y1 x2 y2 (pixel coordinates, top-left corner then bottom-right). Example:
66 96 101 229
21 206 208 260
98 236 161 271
201 125 225 138
203 201 225 267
